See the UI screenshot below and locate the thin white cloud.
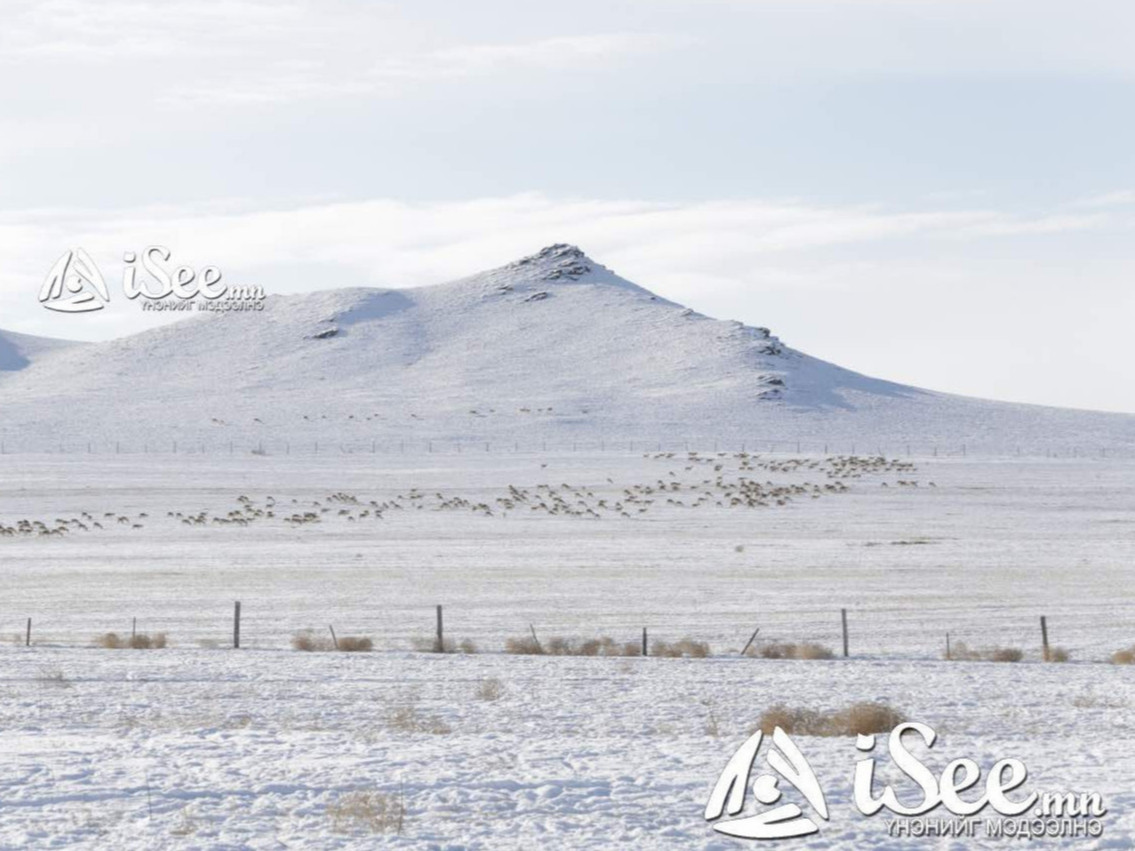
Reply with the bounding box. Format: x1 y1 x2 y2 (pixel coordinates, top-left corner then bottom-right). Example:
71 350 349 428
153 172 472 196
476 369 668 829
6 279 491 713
389 33 692 77
1072 190 1135 209
163 33 690 105
0 0 311 62
0 192 1124 331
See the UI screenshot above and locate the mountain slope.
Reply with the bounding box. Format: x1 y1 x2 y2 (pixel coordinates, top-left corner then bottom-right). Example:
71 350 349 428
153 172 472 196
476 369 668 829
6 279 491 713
0 244 1132 452
0 329 80 372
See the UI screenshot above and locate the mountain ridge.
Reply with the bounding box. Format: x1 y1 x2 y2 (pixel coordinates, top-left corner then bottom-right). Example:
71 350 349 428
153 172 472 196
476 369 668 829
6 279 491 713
0 244 1132 452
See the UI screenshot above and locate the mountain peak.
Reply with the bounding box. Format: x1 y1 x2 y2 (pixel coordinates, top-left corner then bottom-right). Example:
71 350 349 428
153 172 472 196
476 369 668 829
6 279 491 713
508 244 594 282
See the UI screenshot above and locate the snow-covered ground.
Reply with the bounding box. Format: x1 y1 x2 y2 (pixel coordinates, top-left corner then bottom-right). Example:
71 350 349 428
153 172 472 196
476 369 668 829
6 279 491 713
2 648 1132 849
1 450 1134 847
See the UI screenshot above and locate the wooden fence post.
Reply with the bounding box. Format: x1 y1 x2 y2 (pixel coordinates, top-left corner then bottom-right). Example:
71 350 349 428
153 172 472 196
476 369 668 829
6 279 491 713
329 624 339 650
740 627 761 657
25 617 31 647
436 605 444 652
233 601 241 649
946 632 951 661
528 624 542 654
642 627 648 657
841 608 849 658
1040 615 1050 662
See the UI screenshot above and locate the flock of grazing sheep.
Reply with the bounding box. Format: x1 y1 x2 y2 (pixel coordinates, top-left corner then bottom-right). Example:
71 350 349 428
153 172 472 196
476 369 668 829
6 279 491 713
0 451 923 538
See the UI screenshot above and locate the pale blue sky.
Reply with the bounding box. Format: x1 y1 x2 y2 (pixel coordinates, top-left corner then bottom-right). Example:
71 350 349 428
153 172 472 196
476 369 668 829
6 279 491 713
1 0 1133 411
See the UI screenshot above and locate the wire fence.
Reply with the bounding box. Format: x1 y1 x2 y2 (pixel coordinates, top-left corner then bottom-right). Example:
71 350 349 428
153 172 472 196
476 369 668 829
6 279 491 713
8 602 1135 665
0 438 1132 459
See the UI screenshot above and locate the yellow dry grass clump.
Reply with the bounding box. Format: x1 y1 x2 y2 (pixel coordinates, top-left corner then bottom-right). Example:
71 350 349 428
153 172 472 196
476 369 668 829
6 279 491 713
1112 647 1135 665
327 790 405 834
757 702 904 737
96 632 168 649
751 641 834 660
292 632 373 652
946 641 1023 662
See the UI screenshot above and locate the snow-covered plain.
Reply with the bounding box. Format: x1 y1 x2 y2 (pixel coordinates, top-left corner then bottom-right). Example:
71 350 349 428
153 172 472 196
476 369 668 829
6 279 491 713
2 647 1133 849
1 450 1134 848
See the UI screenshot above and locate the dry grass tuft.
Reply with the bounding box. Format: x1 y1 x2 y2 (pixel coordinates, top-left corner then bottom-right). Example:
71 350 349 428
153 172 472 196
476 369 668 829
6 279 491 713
336 636 373 652
946 641 1023 663
474 677 504 701
505 634 644 656
1112 647 1135 665
170 807 200 837
96 632 167 649
546 636 574 655
990 647 1024 663
579 636 641 657
1047 647 1071 663
292 632 372 652
459 638 478 654
751 641 834 660
387 704 452 735
651 638 711 658
1072 693 1129 709
757 701 904 737
504 636 545 655
327 790 405 834
292 632 334 652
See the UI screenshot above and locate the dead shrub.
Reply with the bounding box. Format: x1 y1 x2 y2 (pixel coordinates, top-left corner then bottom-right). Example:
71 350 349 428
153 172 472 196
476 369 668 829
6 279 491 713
387 704 451 735
504 636 545 655
1047 647 1070 663
946 641 1023 663
505 634 642 656
546 636 574 655
651 638 711 658
990 647 1023 663
170 806 200 837
795 642 834 660
327 790 405 834
292 632 334 652
579 636 634 657
474 677 504 701
336 636 373 652
757 702 904 737
841 702 905 735
96 632 167 649
1112 647 1135 665
751 641 833 660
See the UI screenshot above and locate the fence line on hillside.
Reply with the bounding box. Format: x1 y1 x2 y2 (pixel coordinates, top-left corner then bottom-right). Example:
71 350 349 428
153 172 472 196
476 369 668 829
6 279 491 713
0 438 1131 460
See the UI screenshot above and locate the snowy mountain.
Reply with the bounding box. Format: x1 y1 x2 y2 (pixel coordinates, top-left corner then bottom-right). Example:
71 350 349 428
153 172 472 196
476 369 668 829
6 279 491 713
1 244 1132 452
0 328 81 373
